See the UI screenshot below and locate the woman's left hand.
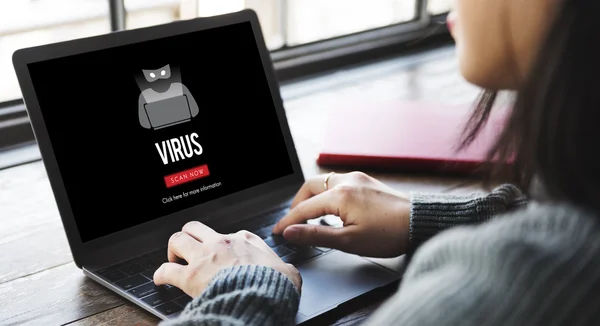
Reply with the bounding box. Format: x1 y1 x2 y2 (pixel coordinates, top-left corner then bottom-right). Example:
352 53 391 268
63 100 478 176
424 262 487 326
153 221 303 297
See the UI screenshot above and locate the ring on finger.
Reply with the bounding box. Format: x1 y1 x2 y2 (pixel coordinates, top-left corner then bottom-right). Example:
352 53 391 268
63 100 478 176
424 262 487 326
324 172 335 191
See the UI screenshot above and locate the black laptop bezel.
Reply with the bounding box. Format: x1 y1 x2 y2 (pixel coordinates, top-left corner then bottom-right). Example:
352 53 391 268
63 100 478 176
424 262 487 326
12 9 304 268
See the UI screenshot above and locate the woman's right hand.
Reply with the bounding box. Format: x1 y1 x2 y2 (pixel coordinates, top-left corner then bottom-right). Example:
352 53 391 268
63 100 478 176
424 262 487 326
272 171 411 258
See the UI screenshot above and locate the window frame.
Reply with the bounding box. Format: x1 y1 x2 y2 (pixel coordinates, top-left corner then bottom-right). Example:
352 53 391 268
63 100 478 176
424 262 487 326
0 99 33 149
0 0 450 152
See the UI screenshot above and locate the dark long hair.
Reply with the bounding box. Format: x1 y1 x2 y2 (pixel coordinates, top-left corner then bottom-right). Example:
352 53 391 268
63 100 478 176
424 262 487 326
460 0 600 212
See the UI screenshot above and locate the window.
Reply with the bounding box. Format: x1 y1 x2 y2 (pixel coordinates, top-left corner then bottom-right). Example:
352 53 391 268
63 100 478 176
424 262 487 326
0 0 110 103
428 0 453 15
284 0 417 46
0 0 451 153
125 0 181 31
124 0 452 49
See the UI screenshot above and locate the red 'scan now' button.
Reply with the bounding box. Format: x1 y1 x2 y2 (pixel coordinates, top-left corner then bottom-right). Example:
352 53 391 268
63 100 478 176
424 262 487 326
164 164 210 188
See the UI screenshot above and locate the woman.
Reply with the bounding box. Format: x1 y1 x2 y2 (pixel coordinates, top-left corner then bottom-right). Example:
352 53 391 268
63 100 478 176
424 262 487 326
155 0 600 324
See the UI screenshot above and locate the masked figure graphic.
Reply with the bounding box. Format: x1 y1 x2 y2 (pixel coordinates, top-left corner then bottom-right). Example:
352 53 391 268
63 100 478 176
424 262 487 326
137 64 199 130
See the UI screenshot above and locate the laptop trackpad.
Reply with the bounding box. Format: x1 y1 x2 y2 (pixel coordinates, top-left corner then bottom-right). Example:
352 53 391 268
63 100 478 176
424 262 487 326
296 250 399 318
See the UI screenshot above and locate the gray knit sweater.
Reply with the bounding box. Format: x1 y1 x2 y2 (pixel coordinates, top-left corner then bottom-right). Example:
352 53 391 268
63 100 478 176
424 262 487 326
163 184 600 325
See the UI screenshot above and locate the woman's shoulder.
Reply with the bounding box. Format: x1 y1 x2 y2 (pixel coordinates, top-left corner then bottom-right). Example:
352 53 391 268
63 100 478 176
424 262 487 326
436 201 599 246
408 202 600 278
372 204 600 326
487 201 600 240
399 202 600 324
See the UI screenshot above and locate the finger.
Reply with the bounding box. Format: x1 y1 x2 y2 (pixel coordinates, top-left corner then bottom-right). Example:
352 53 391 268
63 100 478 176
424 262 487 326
289 177 320 209
182 221 219 243
273 190 339 234
282 224 351 249
168 231 203 263
234 229 262 242
153 262 187 288
290 172 340 208
231 229 268 249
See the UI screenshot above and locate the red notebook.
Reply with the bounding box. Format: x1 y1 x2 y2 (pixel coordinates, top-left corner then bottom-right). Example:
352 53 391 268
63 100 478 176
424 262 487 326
316 100 508 175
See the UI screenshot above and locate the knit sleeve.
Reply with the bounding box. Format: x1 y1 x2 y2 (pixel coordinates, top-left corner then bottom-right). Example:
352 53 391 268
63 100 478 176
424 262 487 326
161 265 299 326
364 204 600 326
408 183 527 253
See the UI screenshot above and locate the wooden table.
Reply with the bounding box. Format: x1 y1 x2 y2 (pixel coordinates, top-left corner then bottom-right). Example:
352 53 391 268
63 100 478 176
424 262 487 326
0 45 484 325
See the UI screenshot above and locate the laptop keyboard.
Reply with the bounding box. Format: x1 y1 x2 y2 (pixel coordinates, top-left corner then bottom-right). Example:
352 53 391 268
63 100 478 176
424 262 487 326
251 225 328 264
98 249 190 316
96 207 331 317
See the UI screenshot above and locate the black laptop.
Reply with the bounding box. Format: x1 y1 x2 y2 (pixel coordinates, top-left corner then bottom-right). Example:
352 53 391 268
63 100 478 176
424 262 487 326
12 9 402 324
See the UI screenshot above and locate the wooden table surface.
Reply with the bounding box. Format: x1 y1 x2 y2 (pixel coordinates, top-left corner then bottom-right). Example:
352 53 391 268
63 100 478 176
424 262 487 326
0 45 484 326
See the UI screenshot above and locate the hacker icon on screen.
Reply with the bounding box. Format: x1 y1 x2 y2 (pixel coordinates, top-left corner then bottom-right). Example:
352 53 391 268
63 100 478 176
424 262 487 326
136 64 199 130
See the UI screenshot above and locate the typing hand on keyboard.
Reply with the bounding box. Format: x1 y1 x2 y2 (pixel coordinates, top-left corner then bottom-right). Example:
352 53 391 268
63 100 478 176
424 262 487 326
272 171 411 258
153 221 303 298
98 250 192 316
262 233 327 263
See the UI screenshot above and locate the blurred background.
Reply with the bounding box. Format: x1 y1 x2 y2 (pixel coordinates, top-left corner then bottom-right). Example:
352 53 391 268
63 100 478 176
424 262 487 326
0 0 451 103
0 0 453 160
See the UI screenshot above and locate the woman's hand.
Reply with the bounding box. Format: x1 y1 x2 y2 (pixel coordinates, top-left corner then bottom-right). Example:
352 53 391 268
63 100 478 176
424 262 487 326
272 171 410 258
154 221 302 297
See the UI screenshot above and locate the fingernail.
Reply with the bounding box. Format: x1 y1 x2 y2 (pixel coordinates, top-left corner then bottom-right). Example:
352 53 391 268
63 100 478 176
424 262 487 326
153 266 161 282
170 232 181 242
284 226 300 241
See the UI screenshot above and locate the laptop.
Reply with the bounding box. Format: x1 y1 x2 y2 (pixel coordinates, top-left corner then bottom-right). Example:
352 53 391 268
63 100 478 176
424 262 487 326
12 9 402 324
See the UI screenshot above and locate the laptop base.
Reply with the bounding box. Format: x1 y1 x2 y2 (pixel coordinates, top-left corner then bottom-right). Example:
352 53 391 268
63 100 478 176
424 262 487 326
85 245 402 324
295 250 400 323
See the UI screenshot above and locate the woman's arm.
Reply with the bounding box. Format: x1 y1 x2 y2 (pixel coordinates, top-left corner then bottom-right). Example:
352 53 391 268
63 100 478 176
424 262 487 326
273 174 528 258
162 265 299 326
408 183 527 254
365 203 600 325
158 182 527 326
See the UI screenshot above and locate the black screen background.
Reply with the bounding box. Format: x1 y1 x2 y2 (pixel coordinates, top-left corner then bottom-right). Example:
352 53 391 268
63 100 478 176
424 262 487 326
28 22 294 242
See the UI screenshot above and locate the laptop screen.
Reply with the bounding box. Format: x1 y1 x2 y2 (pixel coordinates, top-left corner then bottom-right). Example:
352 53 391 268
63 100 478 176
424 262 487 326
27 21 294 242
